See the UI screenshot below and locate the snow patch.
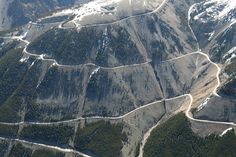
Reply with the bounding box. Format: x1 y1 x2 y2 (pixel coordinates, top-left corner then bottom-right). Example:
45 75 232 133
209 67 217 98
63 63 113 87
18 28 29 40
226 54 236 64
223 47 236 64
192 0 236 23
193 12 204 20
216 0 236 19
197 96 211 112
220 128 233 137
97 28 110 55
36 80 42 89
89 67 100 79
0 42 4 46
20 56 30 63
38 54 46 60
44 0 121 26
49 62 59 68
29 60 36 68
102 28 110 48
208 31 215 40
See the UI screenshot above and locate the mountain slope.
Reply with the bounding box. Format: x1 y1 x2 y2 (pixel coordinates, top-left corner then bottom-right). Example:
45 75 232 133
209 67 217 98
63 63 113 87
0 0 236 156
0 0 88 31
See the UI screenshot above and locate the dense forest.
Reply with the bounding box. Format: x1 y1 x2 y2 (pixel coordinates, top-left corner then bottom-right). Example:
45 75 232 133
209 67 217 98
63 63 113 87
75 121 127 157
144 113 236 157
8 143 65 157
28 27 144 67
20 124 74 147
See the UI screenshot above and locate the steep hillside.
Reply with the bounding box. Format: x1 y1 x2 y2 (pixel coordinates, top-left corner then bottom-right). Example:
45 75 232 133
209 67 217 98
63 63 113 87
189 0 236 124
0 0 87 31
0 0 236 156
144 113 236 157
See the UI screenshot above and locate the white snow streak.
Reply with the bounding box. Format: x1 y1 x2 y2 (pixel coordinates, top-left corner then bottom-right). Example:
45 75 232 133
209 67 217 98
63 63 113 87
220 128 233 137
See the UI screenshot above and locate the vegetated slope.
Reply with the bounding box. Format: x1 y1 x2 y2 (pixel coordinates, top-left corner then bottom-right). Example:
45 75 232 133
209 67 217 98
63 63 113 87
74 121 127 157
0 120 127 157
219 47 236 98
189 0 236 62
0 140 8 156
0 93 189 157
194 95 236 123
189 0 236 122
194 55 236 122
208 24 236 63
0 0 229 156
144 113 236 157
7 143 65 157
193 24 236 122
0 48 49 123
20 124 74 147
0 0 204 123
27 27 145 67
189 0 236 51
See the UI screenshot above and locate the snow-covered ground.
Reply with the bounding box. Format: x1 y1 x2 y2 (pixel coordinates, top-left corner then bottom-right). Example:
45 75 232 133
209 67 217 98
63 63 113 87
197 96 211 112
189 0 236 49
223 47 236 64
220 127 233 136
40 0 163 28
192 0 236 23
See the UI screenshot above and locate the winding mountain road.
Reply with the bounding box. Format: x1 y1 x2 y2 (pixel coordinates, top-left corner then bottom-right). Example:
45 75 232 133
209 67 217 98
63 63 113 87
59 0 168 29
0 48 230 157
0 0 235 157
138 2 233 156
0 137 90 157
